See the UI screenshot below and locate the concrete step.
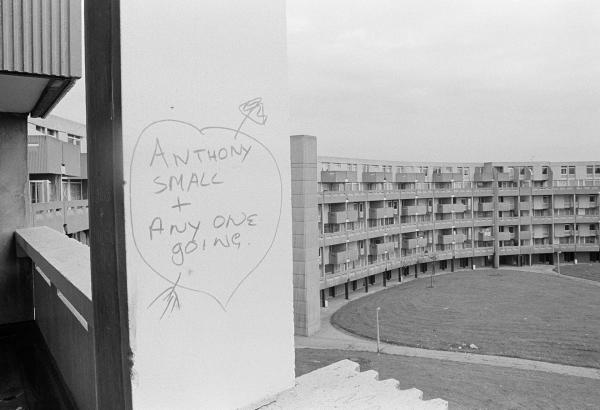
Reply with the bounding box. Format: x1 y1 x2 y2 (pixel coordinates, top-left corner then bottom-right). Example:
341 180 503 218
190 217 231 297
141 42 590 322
265 359 448 409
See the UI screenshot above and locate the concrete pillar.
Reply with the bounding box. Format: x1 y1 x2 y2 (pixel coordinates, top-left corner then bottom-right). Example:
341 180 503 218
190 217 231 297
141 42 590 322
344 282 349 299
291 135 320 336
365 277 369 292
117 2 294 407
0 113 33 325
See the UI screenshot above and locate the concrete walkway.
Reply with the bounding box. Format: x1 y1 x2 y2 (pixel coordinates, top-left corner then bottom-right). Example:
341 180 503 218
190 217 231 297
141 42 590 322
295 267 600 380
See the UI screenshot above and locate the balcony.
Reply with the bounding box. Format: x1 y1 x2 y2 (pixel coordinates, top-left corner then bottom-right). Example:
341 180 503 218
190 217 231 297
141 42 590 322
369 241 396 255
532 170 550 181
401 205 428 215
28 135 82 176
15 227 95 409
532 231 550 239
577 202 598 209
438 203 467 213
519 201 531 209
369 207 396 219
497 172 515 182
497 231 515 241
432 172 462 183
395 172 425 183
497 202 515 211
439 233 466 245
320 170 357 183
474 169 493 182
31 200 89 234
554 203 574 210
478 232 494 241
327 209 359 224
478 202 494 212
362 171 392 183
0 0 82 118
329 248 360 265
578 229 598 237
519 231 531 240
402 237 428 249
532 202 550 210
554 230 574 238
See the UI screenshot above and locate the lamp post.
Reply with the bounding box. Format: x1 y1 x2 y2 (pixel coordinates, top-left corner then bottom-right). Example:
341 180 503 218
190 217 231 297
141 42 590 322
376 306 381 353
430 253 437 288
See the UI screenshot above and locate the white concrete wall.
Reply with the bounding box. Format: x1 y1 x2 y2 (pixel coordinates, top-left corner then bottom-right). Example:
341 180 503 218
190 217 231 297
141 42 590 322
120 1 293 408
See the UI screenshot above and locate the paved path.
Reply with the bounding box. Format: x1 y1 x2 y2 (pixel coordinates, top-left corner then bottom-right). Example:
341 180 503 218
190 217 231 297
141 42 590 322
296 267 600 380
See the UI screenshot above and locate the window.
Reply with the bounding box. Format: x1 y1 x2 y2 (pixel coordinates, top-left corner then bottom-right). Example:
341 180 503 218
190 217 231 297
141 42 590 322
564 224 571 231
542 196 550 203
47 128 57 137
68 134 82 146
35 125 45 133
587 165 594 175
569 166 576 175
463 167 469 176
542 166 548 175
596 166 600 175
520 167 525 175
30 180 49 203
590 196 596 202
560 166 567 175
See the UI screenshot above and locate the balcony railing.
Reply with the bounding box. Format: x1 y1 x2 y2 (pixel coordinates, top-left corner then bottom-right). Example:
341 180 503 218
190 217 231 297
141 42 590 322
15 227 95 410
31 200 89 234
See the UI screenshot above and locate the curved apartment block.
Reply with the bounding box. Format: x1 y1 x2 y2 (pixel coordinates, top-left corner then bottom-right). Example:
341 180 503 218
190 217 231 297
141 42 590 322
291 135 600 335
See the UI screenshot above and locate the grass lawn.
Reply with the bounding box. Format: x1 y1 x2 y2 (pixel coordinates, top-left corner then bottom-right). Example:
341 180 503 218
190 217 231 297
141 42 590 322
332 270 600 368
296 348 600 410
557 263 600 282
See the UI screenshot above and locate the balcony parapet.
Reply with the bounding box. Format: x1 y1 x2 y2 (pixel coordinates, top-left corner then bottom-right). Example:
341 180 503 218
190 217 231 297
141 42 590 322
478 202 494 212
497 202 515 211
497 231 516 241
370 241 396 254
32 200 89 234
329 248 360 265
519 231 532 240
321 170 357 183
438 203 467 213
439 233 466 244
395 172 426 183
328 209 359 224
369 207 396 219
432 172 462 183
402 205 428 215
15 226 95 409
362 171 392 183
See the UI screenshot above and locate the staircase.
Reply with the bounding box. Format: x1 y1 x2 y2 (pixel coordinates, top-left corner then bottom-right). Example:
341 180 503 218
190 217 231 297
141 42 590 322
265 359 448 409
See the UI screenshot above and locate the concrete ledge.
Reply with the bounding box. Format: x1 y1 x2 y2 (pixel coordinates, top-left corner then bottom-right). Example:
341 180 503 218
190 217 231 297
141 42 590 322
15 226 91 320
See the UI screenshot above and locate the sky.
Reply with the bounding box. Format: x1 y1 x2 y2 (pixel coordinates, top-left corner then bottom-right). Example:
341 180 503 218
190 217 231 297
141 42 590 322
54 0 600 163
